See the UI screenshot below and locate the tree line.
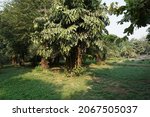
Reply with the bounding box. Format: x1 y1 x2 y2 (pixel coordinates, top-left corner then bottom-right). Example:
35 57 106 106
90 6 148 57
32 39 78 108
0 0 150 70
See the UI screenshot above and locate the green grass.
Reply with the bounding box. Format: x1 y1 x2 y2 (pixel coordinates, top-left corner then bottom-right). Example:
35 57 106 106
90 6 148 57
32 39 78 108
124 59 150 65
0 62 150 100
106 57 150 67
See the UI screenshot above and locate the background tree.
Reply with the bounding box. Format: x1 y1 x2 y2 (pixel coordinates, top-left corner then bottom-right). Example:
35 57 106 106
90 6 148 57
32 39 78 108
0 0 52 66
131 38 150 55
146 27 150 41
87 34 123 63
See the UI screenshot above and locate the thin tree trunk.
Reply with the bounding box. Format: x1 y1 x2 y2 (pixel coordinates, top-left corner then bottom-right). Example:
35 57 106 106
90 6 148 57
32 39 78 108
0 63 2 68
31 55 41 67
95 53 101 63
53 56 60 66
66 45 82 71
66 50 75 71
102 53 106 61
75 46 82 68
40 58 49 69
18 54 25 66
12 55 17 66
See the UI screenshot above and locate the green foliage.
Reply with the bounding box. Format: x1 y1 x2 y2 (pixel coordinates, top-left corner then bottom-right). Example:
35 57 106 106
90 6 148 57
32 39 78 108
83 34 137 62
64 66 86 77
117 0 150 35
119 40 137 58
1 0 149 70
97 34 127 59
72 67 86 76
131 39 150 55
0 35 10 65
102 34 122 58
32 0 109 61
91 34 149 59
0 0 52 62
34 66 43 72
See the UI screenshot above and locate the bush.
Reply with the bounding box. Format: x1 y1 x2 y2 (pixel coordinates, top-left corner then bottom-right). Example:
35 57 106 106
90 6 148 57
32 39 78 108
64 67 86 77
96 61 106 65
72 67 86 76
34 66 43 72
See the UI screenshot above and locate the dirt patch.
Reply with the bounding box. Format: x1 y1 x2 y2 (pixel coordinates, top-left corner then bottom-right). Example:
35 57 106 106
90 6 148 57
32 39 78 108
139 79 150 84
51 67 63 72
92 77 103 84
104 86 128 94
136 55 150 60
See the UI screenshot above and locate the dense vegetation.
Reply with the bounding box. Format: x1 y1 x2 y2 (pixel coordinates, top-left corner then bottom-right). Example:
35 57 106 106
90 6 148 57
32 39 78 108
0 0 150 99
0 0 150 70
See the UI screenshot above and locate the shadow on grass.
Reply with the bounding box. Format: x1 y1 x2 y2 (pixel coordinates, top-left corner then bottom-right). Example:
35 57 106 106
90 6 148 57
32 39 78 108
0 66 31 82
0 66 62 100
0 64 150 100
70 65 150 100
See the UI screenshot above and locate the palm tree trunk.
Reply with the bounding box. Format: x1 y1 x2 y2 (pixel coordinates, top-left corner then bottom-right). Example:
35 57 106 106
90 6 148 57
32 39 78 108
66 44 82 71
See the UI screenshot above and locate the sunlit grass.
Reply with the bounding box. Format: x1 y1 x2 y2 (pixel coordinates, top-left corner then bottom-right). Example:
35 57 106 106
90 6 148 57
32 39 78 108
0 61 150 100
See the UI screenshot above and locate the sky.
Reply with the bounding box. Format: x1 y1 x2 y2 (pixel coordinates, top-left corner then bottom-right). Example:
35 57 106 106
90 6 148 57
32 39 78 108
0 0 8 5
0 0 8 10
0 0 149 39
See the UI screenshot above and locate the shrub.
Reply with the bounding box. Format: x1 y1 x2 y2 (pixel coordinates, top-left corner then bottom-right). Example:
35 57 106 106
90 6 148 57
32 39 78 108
72 67 86 76
34 66 43 72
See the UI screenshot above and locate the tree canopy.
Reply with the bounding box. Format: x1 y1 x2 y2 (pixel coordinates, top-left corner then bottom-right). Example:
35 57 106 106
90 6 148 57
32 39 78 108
0 0 149 71
0 0 52 65
32 0 110 69
117 0 150 37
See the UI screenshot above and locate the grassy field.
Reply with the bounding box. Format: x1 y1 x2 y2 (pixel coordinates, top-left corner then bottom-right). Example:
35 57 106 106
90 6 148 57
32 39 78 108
0 60 150 100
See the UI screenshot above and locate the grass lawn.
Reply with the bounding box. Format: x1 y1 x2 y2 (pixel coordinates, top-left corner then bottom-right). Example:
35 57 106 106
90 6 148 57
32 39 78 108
0 61 150 100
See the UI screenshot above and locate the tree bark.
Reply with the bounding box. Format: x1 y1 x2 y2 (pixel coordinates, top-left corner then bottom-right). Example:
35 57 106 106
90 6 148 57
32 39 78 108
95 53 101 63
40 58 49 69
12 55 17 66
66 49 75 71
18 54 25 66
66 44 82 71
53 56 60 66
101 53 106 61
0 63 3 68
75 46 82 68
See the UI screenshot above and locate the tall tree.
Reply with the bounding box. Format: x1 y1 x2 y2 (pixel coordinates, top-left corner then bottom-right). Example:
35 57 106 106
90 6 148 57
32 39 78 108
32 0 109 70
0 0 52 65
